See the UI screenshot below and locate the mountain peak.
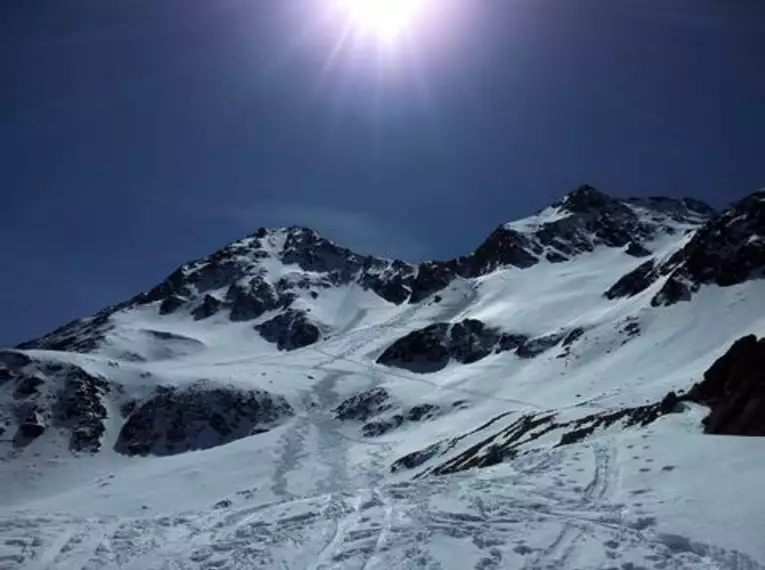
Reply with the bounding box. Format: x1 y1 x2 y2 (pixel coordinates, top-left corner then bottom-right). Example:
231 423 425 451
555 184 617 214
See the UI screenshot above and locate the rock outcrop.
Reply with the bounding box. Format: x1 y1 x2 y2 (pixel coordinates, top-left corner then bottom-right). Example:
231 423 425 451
605 190 765 306
115 382 293 456
362 404 441 437
684 335 765 436
376 319 578 373
392 395 684 476
0 351 110 453
255 310 322 351
334 388 392 422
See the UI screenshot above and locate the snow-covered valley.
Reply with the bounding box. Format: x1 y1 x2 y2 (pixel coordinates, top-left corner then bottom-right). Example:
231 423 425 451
2 186 765 569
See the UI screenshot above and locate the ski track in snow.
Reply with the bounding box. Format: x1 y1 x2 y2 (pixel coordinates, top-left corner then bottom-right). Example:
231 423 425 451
3 443 764 570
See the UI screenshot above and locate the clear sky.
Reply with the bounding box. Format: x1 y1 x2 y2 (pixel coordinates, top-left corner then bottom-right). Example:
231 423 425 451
3 0 764 347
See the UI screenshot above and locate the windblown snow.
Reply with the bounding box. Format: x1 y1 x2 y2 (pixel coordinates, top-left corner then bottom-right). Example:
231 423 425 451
2 186 765 570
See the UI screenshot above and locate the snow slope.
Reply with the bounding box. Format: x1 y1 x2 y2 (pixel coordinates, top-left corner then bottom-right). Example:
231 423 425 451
2 186 765 569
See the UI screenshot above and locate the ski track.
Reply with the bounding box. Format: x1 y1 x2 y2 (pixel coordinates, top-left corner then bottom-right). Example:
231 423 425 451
5 314 765 570
5 336 761 569
3 466 765 570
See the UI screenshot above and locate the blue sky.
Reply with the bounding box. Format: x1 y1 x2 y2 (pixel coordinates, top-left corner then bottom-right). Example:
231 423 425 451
3 0 765 346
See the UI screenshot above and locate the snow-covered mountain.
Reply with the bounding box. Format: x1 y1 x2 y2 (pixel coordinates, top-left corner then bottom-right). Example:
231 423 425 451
3 185 765 569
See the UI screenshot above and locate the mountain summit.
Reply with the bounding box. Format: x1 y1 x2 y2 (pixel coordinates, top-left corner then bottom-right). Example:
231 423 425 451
19 185 717 355
2 185 765 569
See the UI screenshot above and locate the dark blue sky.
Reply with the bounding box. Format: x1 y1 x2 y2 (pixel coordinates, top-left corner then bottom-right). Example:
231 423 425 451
3 0 764 347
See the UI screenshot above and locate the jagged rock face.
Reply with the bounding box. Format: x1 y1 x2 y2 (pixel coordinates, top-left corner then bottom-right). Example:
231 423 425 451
334 388 392 422
684 335 765 436
376 319 577 373
115 383 293 456
626 196 717 222
670 191 765 287
0 351 110 453
255 310 321 351
605 261 656 300
526 185 711 262
466 228 540 274
605 191 765 306
227 276 283 321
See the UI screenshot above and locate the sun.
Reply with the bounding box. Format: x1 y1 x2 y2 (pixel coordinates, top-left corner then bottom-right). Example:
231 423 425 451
338 0 429 42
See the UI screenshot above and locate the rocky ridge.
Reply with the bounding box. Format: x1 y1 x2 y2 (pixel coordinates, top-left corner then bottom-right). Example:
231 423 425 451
605 190 765 306
17 185 714 354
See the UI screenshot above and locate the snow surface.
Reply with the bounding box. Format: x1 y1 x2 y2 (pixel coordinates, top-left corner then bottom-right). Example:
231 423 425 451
2 205 765 569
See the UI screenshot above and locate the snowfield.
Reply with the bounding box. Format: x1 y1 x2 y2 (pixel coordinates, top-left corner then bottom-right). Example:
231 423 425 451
2 187 765 569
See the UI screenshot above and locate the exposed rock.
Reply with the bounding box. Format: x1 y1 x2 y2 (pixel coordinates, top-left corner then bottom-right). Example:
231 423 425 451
428 414 557 476
362 415 404 437
361 404 441 437
625 241 652 258
450 320 504 364
618 317 642 344
650 274 693 307
159 294 186 315
497 334 530 352
409 262 459 303
407 404 440 422
546 251 568 263
13 375 44 399
0 353 111 453
55 371 110 453
556 403 673 446
391 443 442 473
0 351 32 369
605 261 656 300
558 328 586 359
255 310 321 351
562 328 585 347
369 278 410 305
226 277 281 322
17 409 47 441
393 397 684 476
334 388 391 422
625 196 717 221
376 324 451 373
516 331 567 359
558 184 619 214
467 227 539 274
683 335 765 436
605 190 765 305
378 320 577 372
192 294 223 320
377 319 512 373
115 383 293 456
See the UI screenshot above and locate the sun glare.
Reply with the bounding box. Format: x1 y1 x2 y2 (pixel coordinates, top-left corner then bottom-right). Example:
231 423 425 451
338 0 429 42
